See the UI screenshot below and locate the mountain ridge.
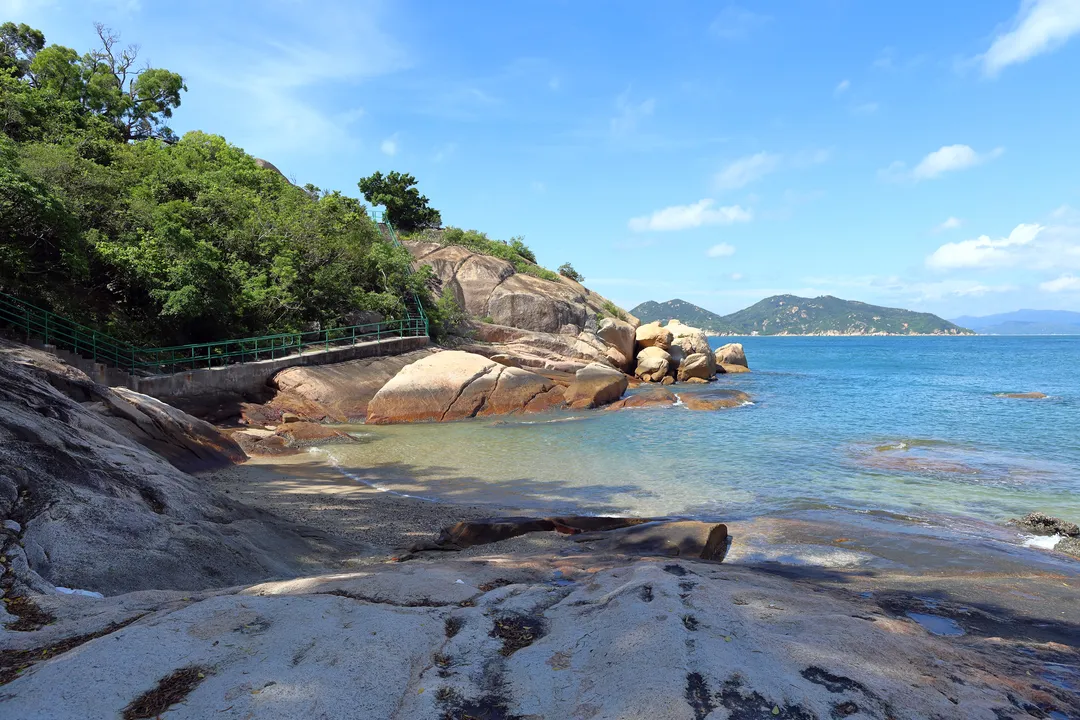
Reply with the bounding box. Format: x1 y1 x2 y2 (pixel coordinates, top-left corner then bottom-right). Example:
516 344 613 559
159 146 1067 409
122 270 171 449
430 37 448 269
950 310 1080 335
631 296 972 336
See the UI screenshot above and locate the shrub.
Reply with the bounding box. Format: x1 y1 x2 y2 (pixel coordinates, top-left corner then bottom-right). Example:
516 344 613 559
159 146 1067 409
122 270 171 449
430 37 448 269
557 262 583 282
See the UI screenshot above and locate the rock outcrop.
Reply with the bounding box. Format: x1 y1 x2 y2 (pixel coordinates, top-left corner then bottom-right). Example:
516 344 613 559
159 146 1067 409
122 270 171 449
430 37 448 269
596 317 637 372
680 389 753 411
667 319 711 356
456 323 616 374
635 346 672 382
0 342 357 596
715 342 748 368
261 349 436 423
563 362 629 409
635 321 673 351
366 351 558 424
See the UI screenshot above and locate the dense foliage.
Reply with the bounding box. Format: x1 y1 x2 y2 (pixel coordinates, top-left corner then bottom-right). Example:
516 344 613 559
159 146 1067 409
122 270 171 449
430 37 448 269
631 296 972 335
0 24 441 346
557 262 583 282
357 170 441 233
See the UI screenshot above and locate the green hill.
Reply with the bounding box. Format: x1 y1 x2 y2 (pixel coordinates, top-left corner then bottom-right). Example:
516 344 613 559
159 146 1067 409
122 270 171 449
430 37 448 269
631 296 972 336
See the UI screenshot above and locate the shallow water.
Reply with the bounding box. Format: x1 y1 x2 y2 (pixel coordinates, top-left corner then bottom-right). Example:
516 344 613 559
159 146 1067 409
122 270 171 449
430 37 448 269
315 336 1080 529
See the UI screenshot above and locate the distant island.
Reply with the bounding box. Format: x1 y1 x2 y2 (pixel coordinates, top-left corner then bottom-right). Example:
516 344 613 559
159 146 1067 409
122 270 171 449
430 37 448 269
631 296 973 336
950 310 1080 335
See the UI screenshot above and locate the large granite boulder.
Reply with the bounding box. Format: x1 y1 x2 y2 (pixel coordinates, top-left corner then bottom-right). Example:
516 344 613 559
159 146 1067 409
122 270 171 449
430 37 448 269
635 346 672 382
457 323 616 374
403 240 635 334
635 322 673 351
668 321 712 356
597 317 636 372
267 349 435 422
677 352 717 382
366 351 556 424
715 342 748 368
563 362 629 409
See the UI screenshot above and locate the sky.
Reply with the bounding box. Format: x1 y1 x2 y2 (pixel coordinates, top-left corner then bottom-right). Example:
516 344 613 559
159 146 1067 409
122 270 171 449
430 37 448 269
5 0 1080 319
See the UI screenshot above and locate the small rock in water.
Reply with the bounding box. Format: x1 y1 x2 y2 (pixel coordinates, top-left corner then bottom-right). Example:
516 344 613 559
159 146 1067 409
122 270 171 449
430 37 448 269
1057 536 1080 558
1008 512 1080 537
997 391 1047 399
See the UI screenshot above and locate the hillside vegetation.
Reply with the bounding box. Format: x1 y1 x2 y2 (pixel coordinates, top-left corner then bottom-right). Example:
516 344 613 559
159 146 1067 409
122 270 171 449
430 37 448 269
632 295 972 335
0 23 444 346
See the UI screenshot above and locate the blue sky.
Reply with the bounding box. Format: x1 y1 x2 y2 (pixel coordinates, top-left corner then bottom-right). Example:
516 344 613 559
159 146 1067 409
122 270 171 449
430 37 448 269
6 0 1080 318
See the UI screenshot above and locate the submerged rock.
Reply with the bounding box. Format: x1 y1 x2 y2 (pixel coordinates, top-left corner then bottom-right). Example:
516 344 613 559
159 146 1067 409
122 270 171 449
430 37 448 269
997 391 1048 399
608 386 678 410
563 362 629 409
1008 512 1080 537
680 389 753 411
366 351 555 424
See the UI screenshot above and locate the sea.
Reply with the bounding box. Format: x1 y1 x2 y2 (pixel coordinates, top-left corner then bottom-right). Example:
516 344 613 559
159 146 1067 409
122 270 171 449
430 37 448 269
313 336 1080 538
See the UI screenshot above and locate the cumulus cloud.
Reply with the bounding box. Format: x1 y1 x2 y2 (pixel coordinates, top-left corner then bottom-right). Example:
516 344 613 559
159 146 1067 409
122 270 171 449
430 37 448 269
1040 274 1080 292
610 90 656 138
706 243 736 258
628 200 752 232
980 0 1080 76
714 152 782 190
881 144 1003 182
380 135 398 156
926 223 1043 269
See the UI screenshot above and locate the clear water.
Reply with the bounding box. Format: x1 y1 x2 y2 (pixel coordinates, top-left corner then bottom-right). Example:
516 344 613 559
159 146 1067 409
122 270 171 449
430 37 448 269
315 336 1080 528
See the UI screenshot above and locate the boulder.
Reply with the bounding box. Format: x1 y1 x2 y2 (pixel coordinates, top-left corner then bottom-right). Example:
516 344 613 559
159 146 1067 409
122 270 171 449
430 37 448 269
267 349 435 422
572 520 730 561
715 342 748 368
607 386 678 410
634 346 672 382
667 322 712 356
680 389 752 411
1007 512 1080 537
998 392 1048 399
273 422 354 446
596 318 636 372
563 362 629 409
459 323 616 374
365 351 555 424
635 321 673 351
718 363 750 374
677 352 717 382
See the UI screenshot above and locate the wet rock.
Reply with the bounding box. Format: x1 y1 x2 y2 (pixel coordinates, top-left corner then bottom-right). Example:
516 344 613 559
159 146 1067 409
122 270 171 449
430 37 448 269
563 362 629 409
572 520 730 561
366 351 555 424
273 422 353 447
608 386 678 410
718 362 751 374
681 389 752 411
714 342 748 368
997 391 1048 399
1008 512 1080 537
1057 537 1080 558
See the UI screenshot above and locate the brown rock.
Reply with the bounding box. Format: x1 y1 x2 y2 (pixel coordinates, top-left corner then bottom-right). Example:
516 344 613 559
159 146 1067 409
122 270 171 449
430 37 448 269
680 389 752 411
608 386 678 410
597 318 637 372
635 322 674 351
997 392 1048 399
719 363 751 374
572 520 730 561
668 323 712 356
714 342 748 368
677 352 718 382
524 386 566 413
563 362 629 409
274 422 352 446
660 375 675 386
635 346 672 381
366 351 554 424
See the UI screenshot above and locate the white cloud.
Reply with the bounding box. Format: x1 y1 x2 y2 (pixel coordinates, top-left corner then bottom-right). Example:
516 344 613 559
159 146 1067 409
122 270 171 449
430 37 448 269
380 134 399 156
926 223 1043 269
980 0 1080 76
730 273 743 281
936 217 964 232
1040 274 1080 292
709 5 771 39
834 79 850 95
610 90 656 138
882 144 1004 182
628 199 752 232
706 243 736 258
714 152 782 190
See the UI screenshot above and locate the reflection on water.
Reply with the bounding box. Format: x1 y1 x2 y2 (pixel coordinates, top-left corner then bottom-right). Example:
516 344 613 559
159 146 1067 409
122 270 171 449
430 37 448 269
315 336 1080 528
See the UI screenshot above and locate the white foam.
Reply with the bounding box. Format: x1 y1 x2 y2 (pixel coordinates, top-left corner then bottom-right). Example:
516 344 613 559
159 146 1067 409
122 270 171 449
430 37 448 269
1021 533 1062 550
55 587 104 599
672 393 685 407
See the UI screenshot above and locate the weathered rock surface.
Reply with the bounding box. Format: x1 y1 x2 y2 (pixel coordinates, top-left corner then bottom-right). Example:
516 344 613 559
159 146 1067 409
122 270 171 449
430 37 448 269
998 391 1048 399
404 240 637 334
457 323 616 373
608 386 679 410
635 345 672 382
0 343 357 595
635 321 673 350
263 349 435 423
4 555 1074 720
596 317 636 372
1008 512 1080 537
715 342 748 368
680 389 753 411
366 351 555 424
563 362 629 409
677 352 718 382
667 320 712 356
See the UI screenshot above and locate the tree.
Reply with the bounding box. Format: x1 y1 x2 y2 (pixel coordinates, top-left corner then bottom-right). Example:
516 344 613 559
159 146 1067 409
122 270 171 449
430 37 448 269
0 22 45 79
558 262 583 282
357 170 441 232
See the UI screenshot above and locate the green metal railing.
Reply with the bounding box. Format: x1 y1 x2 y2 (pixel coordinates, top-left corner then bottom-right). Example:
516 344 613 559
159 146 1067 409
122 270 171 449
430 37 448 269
0 214 429 375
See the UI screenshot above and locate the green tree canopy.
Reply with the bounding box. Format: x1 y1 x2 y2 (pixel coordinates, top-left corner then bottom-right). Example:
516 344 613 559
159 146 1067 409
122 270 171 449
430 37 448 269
357 170 442 232
558 262 583 282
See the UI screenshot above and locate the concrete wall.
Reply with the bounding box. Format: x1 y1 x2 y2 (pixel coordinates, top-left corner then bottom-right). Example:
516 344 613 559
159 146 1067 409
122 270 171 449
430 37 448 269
131 335 430 400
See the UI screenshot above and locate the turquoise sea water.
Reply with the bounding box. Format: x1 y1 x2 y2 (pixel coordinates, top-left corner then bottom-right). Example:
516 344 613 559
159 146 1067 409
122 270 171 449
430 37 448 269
316 336 1080 528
